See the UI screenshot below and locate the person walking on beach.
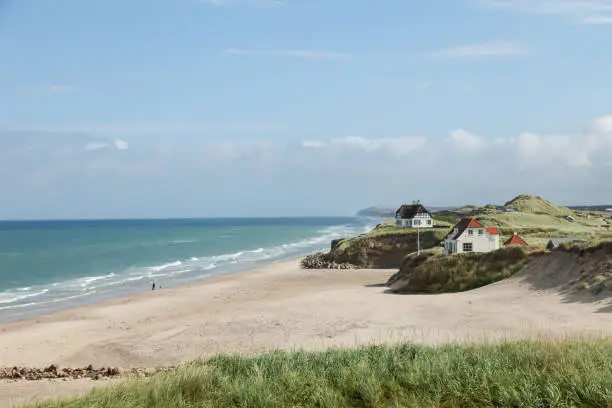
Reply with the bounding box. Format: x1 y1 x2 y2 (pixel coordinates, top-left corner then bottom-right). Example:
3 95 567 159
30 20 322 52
152 282 156 291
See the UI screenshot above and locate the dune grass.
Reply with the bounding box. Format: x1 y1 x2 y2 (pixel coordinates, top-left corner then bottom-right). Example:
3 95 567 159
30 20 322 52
29 340 612 408
388 246 535 294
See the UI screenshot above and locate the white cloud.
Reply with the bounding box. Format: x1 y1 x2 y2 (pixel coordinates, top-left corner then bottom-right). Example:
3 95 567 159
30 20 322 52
85 142 109 151
114 139 129 150
430 41 531 59
3 115 612 219
581 15 612 23
224 49 351 60
591 115 612 134
480 0 612 23
301 140 325 148
302 136 427 157
448 129 488 151
515 132 593 167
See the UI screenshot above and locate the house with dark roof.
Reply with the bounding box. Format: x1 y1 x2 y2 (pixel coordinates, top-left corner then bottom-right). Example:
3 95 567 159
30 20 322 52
395 202 433 229
504 232 529 247
443 217 500 254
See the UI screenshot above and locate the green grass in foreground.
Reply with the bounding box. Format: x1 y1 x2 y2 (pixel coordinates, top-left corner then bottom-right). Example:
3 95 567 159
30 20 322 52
31 340 612 408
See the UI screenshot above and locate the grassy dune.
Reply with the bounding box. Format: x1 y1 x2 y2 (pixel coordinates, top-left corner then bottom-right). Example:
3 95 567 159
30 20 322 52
388 246 535 294
28 340 612 408
440 195 612 249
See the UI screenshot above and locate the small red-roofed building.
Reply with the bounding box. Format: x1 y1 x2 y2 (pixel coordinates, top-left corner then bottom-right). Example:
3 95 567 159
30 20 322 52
504 232 529 247
443 217 501 254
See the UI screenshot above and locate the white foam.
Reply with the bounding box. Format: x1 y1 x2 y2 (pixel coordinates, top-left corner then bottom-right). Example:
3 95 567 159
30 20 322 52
0 289 49 305
149 261 182 272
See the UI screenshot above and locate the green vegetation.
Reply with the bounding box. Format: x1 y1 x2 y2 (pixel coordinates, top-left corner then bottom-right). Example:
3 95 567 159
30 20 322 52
28 340 612 408
388 246 535 294
327 224 449 268
432 213 460 225
440 195 612 249
504 194 573 216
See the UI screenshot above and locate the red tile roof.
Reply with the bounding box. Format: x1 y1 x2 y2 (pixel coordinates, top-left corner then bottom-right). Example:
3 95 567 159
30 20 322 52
447 217 493 240
456 217 483 230
485 227 500 236
504 232 528 246
446 217 502 241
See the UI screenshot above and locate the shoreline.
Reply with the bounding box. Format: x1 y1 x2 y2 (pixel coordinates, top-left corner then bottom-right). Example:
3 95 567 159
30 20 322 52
0 252 319 326
0 258 302 328
0 217 377 325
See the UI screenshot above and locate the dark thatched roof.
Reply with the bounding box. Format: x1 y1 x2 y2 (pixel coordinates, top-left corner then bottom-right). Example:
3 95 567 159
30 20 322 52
395 204 431 219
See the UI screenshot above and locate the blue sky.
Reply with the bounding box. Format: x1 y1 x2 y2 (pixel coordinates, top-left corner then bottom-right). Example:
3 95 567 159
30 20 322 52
1 0 612 218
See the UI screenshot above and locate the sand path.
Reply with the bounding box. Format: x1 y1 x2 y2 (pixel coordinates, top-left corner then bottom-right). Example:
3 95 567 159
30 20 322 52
1 259 611 407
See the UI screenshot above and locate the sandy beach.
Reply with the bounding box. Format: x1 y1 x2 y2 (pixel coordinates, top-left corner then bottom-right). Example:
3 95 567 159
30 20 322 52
1 258 611 407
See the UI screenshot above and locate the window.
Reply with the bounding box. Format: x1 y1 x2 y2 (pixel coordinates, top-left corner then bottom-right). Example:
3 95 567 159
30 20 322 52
478 229 484 235
463 243 473 252
468 229 473 235
413 219 421 226
426 219 432 225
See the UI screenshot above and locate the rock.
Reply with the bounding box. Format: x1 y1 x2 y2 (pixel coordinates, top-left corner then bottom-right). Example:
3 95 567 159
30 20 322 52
44 364 58 373
1 365 159 382
300 252 357 270
107 367 121 376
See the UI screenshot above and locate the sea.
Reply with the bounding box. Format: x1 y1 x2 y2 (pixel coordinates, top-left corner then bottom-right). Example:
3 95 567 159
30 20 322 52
0 217 376 323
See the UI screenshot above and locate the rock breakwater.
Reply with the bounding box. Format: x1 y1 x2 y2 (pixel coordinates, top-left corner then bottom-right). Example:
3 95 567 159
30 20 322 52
300 252 357 270
0 365 174 382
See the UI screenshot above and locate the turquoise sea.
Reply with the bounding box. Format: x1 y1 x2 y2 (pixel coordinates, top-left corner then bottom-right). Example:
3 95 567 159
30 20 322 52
0 217 374 323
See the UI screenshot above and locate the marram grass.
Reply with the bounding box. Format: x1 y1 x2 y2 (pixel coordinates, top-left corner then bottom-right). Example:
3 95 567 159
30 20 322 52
30 339 612 408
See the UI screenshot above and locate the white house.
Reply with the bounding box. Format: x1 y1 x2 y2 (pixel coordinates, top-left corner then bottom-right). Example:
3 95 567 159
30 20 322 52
395 202 433 228
443 218 500 254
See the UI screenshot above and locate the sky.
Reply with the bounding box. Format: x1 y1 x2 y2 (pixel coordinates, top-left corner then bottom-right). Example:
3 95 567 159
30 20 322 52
1 0 612 219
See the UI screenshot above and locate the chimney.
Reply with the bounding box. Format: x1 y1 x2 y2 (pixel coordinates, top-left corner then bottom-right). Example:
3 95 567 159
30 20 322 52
514 232 518 236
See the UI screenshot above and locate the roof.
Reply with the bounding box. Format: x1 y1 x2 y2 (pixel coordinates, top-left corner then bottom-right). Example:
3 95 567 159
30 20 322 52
547 237 584 248
504 232 528 246
446 217 492 240
395 204 431 219
486 227 500 236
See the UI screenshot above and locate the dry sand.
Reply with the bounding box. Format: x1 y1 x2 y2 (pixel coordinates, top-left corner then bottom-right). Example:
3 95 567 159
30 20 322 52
1 259 611 407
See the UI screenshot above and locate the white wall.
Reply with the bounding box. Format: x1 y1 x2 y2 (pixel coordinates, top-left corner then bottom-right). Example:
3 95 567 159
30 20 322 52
447 228 499 253
396 213 433 228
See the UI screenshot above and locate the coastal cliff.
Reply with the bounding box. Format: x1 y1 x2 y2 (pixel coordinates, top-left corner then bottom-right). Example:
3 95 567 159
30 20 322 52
301 223 449 269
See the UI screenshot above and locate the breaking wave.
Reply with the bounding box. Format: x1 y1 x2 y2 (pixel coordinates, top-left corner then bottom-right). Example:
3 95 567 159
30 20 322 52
0 220 374 321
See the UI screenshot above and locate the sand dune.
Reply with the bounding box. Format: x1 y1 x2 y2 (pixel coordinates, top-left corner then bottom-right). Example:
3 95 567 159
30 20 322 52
1 259 611 407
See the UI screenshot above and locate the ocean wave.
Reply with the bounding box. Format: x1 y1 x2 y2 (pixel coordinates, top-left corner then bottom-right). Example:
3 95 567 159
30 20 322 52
0 289 49 305
149 261 182 272
0 219 375 320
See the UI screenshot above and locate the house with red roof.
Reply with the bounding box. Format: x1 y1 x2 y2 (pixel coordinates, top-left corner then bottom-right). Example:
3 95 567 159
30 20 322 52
504 232 529 247
443 217 501 254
